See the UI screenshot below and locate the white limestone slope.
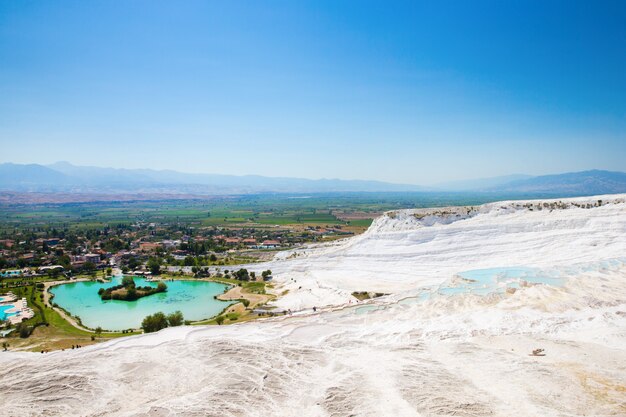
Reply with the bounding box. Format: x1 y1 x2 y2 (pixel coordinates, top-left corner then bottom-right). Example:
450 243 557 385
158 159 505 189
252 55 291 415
269 194 626 310
0 194 625 417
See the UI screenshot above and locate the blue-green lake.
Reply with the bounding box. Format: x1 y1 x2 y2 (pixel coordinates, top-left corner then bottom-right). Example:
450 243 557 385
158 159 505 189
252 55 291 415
50 276 232 330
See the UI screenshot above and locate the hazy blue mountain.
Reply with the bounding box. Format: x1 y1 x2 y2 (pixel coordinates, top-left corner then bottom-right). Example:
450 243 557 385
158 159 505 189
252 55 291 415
2 163 624 196
490 170 626 194
0 163 70 191
435 174 534 191
0 162 427 194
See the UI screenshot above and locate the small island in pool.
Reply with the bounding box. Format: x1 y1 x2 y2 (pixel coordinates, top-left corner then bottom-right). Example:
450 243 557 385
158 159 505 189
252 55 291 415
98 276 167 301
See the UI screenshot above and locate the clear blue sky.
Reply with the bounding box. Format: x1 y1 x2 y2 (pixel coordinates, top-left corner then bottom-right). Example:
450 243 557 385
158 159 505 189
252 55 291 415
0 0 624 184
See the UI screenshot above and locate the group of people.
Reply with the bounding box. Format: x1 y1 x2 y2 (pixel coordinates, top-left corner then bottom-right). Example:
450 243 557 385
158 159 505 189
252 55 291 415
57 344 84 352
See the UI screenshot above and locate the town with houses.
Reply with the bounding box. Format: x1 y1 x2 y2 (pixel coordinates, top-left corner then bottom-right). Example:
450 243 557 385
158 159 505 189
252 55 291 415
0 222 353 280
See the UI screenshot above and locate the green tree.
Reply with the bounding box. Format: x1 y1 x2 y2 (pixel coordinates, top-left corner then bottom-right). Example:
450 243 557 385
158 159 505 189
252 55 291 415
127 256 140 270
215 315 224 325
94 326 103 337
235 268 250 281
126 287 138 301
83 261 96 276
147 257 161 275
167 310 184 327
16 323 31 338
141 312 169 333
156 281 167 292
121 276 135 288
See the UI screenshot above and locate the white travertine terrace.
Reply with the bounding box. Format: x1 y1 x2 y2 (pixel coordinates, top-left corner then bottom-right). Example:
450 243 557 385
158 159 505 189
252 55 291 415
1 194 625 416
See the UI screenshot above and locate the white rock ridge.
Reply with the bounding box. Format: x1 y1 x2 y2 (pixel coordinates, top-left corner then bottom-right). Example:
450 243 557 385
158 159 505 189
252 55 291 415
269 194 626 311
0 194 625 417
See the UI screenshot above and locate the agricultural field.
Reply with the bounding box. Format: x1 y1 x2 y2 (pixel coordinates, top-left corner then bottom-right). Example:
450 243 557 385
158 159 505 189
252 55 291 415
0 191 538 234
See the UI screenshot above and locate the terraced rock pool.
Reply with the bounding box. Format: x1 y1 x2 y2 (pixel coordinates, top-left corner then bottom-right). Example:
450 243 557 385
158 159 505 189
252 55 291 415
391 258 626 308
50 276 232 330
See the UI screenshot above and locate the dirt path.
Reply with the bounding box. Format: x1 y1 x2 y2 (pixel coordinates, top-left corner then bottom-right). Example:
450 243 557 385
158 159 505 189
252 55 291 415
43 279 95 332
217 285 272 308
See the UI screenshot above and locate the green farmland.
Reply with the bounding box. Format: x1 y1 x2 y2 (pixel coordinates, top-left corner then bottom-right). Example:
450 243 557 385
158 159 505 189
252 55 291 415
0 191 551 234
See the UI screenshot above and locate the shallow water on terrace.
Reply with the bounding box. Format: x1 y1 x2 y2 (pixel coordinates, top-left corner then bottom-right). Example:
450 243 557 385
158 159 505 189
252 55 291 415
50 276 232 330
354 304 383 315
365 258 626 312
442 266 565 295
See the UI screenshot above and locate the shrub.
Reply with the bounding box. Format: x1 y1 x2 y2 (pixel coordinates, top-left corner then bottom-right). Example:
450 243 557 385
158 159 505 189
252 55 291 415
215 315 224 325
126 288 138 301
166 310 184 327
17 323 31 338
121 276 135 288
141 312 168 333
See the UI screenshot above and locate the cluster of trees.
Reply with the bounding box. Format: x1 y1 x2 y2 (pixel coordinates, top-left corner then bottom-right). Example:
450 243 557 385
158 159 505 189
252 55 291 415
121 254 142 272
233 268 251 281
141 310 184 333
146 257 161 275
120 256 161 275
227 268 271 281
180 241 227 255
98 276 167 301
179 254 219 266
101 238 129 253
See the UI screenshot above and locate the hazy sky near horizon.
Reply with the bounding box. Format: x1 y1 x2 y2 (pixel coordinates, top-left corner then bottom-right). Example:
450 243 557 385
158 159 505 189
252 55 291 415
1 1 625 185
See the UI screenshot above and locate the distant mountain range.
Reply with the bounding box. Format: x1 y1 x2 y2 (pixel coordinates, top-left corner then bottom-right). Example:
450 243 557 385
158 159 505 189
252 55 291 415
434 174 534 191
0 162 428 194
488 170 626 194
0 162 625 196
436 170 626 194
